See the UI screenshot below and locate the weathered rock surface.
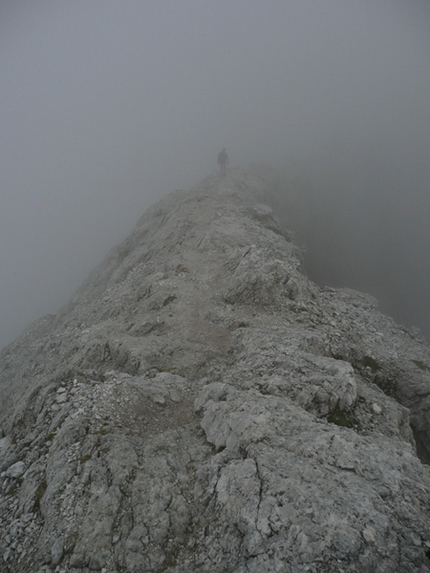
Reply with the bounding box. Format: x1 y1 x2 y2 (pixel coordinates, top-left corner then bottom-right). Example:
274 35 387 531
1 169 430 572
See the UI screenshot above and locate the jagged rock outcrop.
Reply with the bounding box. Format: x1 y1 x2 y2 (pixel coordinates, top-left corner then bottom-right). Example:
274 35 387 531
1 169 430 573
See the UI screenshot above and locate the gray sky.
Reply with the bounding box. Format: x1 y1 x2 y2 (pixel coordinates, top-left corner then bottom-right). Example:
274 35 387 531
1 1 430 349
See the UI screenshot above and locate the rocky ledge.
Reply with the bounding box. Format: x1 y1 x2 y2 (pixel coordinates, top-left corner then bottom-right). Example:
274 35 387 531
1 169 430 572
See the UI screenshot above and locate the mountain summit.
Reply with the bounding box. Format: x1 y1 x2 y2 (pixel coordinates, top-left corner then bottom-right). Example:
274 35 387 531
1 169 430 572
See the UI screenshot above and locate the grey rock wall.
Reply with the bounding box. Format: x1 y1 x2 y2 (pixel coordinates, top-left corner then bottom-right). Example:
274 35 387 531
1 169 430 572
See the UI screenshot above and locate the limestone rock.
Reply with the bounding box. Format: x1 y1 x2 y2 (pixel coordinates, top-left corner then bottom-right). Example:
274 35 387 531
1 169 430 572
5 461 25 479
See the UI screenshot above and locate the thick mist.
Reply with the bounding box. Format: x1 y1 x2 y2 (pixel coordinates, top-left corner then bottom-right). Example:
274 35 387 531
271 134 430 340
1 1 430 349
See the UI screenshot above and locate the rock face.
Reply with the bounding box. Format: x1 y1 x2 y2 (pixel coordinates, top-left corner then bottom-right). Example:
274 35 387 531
1 169 430 573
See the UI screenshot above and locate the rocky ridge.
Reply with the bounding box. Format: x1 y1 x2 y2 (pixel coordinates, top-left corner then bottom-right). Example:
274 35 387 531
1 169 430 572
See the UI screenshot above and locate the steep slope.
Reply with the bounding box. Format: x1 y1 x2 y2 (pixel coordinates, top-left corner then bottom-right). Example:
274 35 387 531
1 169 430 573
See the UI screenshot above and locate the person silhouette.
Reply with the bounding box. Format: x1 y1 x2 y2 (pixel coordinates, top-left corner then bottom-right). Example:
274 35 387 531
217 148 229 176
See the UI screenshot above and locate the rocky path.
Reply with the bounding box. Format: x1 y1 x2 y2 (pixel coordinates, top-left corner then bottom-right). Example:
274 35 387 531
1 170 430 572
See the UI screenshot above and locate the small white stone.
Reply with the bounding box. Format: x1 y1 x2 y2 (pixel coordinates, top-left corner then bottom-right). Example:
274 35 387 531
362 527 376 543
371 403 382 415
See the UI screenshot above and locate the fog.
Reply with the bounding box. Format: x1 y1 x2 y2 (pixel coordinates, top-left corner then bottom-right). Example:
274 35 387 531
1 1 430 349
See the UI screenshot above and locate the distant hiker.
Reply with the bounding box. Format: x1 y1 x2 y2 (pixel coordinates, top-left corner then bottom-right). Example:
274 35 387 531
217 148 229 176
